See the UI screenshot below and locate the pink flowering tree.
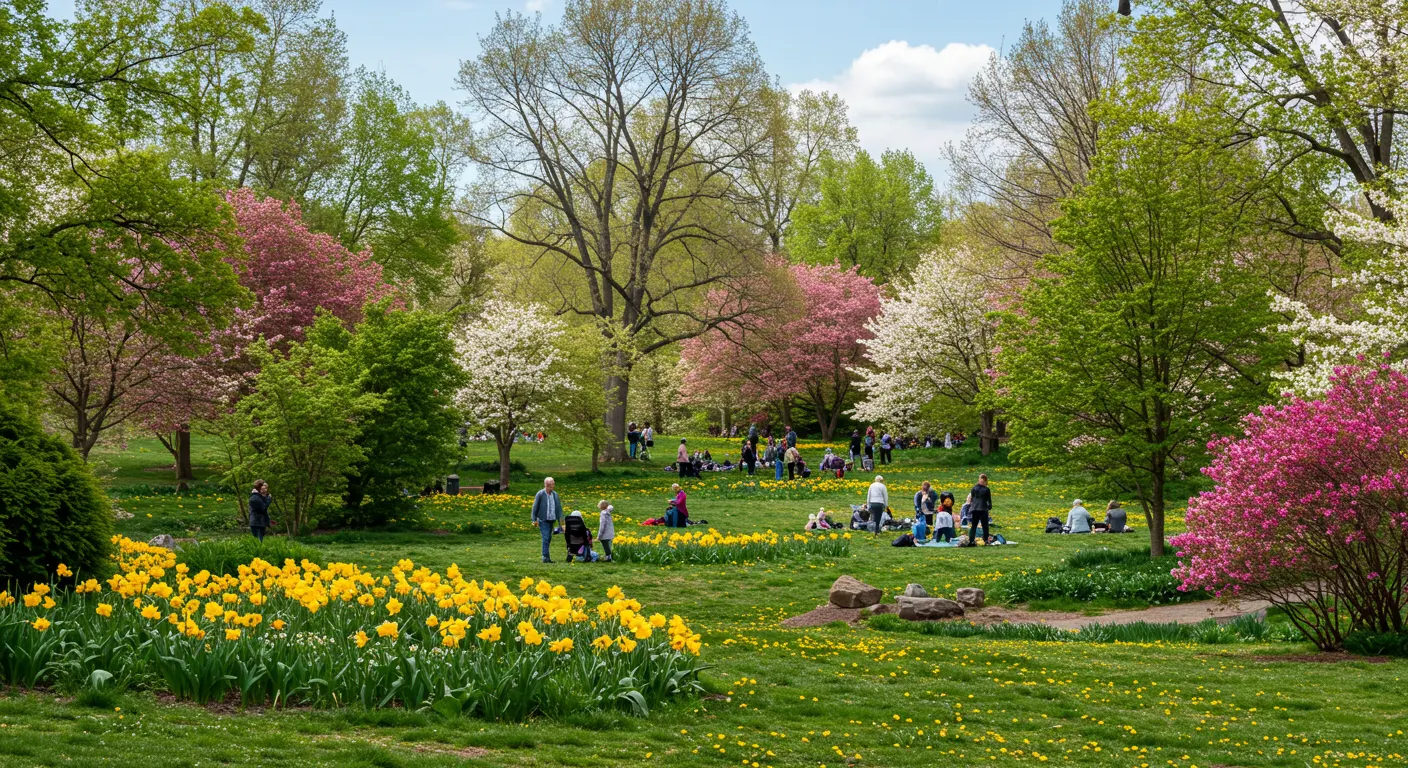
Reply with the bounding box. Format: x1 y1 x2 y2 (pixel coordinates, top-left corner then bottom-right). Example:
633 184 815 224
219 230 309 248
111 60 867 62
678 263 880 439
1172 364 1408 650
136 189 392 484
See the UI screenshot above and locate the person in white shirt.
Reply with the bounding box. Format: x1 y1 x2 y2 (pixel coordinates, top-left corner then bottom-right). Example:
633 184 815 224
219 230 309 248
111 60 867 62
933 505 955 542
1066 499 1093 534
866 475 889 535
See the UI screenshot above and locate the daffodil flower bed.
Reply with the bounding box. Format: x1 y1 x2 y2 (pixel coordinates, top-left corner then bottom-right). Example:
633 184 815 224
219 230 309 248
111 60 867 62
0 537 705 719
611 528 851 565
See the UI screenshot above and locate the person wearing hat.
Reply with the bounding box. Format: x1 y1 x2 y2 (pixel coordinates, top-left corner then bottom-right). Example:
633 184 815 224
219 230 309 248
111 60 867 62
1066 498 1093 534
676 438 690 479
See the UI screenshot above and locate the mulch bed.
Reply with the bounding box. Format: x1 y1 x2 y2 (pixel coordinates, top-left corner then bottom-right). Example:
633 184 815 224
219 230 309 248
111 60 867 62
780 602 1080 629
1236 653 1392 664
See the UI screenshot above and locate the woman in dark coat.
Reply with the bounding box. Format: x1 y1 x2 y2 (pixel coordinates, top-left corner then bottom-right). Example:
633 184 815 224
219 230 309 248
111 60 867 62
248 480 272 542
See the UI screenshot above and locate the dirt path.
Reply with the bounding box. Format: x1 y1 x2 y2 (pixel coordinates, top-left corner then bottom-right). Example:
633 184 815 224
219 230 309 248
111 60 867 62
1039 599 1271 630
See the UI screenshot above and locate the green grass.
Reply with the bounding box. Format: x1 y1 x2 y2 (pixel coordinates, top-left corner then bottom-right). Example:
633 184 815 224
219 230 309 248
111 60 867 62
2 436 1405 766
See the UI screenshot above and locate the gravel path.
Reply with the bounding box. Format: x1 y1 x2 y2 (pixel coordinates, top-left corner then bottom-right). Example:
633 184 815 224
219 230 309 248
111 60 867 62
1040 599 1272 630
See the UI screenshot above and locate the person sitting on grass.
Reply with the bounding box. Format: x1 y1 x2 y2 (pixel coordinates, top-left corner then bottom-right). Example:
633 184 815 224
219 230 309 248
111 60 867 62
1066 499 1093 534
666 483 689 527
911 514 928 543
932 503 955 542
1102 500 1128 533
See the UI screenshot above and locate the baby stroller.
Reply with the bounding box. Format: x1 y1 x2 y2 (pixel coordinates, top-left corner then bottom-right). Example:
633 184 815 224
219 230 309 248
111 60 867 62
563 514 598 562
861 455 874 472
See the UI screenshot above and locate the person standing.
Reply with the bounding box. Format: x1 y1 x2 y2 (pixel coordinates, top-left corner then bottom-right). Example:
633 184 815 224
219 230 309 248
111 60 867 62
967 473 993 545
785 443 801 480
627 422 640 459
248 480 271 542
532 477 562 563
676 438 690 479
913 481 938 528
642 422 654 453
741 440 757 476
866 475 889 535
879 432 893 464
864 427 875 463
785 425 798 449
597 500 615 562
748 422 759 451
773 437 785 480
848 430 862 464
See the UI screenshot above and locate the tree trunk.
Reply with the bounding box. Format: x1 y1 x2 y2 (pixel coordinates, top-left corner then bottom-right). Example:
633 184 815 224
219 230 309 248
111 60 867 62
721 406 733 436
1148 469 1166 557
604 368 630 462
343 474 367 511
773 398 794 434
497 437 514 490
979 410 999 456
175 427 194 490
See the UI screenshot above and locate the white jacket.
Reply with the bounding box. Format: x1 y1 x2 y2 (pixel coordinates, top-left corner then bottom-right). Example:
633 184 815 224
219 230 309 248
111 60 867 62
598 505 615 540
867 481 888 506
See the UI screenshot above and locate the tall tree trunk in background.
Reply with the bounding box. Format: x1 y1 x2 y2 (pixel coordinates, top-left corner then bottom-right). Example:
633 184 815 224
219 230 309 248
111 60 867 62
175 428 194 489
605 368 629 462
1147 458 1166 557
496 432 514 490
979 410 999 456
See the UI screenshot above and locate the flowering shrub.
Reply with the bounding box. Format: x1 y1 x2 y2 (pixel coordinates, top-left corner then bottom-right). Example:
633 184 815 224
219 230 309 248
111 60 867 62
612 528 850 565
0 537 704 718
1173 365 1408 650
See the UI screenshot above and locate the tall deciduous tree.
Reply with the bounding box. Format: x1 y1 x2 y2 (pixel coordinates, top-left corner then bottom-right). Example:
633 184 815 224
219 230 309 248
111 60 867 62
851 248 1003 453
456 0 772 461
998 104 1283 557
1135 0 1408 231
789 149 943 283
946 0 1122 278
453 299 573 489
736 87 858 254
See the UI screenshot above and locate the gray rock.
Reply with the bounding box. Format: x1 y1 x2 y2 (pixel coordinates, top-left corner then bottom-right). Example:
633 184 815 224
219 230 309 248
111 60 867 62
901 583 929 598
148 534 176 550
896 596 965 621
955 587 986 608
829 575 882 608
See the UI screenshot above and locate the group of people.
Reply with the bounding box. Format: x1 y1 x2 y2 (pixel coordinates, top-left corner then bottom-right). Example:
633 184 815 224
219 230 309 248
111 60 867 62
1050 499 1131 534
529 478 703 564
858 473 999 547
626 422 655 459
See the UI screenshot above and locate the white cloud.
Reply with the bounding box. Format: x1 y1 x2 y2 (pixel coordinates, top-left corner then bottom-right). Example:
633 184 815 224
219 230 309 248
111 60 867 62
790 40 995 182
524 0 547 11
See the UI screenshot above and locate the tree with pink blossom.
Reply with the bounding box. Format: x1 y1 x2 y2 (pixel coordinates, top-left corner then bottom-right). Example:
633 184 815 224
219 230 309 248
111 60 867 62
1172 364 1408 650
677 263 880 440
137 189 392 483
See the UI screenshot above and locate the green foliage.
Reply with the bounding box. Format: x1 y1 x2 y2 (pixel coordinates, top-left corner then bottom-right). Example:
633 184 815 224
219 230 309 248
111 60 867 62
174 538 325 577
1342 630 1408 658
789 149 943 282
995 546 1205 606
998 97 1284 554
226 341 384 536
550 325 615 471
310 305 463 524
0 400 112 587
867 612 1302 645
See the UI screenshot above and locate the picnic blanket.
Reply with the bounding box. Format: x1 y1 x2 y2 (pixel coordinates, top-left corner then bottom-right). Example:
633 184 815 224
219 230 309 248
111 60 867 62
915 539 1017 548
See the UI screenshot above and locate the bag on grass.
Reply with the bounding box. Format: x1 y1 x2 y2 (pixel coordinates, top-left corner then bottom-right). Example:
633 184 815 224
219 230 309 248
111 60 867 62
890 533 915 547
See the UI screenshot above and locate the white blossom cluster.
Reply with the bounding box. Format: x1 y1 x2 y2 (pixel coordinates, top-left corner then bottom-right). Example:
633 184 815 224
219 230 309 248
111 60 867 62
453 299 575 435
1273 191 1408 394
849 248 998 429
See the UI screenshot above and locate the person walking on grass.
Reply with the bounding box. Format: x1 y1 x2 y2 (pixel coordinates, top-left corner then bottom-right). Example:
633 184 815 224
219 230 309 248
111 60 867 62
967 473 993 545
248 480 271 542
866 474 889 535
532 477 562 563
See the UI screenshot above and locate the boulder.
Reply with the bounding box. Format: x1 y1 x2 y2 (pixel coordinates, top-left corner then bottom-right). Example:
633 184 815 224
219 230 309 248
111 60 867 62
955 588 986 608
896 596 965 621
829 575 882 608
148 534 176 550
901 583 929 598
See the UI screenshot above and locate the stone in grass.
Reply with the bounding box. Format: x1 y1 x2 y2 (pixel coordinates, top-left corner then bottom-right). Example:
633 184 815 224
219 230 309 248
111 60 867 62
896 596 965 621
830 575 882 608
148 534 176 550
956 588 985 608
901 583 928 598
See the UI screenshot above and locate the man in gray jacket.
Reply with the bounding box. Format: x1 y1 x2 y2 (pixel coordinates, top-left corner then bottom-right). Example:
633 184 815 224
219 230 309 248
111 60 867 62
532 477 562 563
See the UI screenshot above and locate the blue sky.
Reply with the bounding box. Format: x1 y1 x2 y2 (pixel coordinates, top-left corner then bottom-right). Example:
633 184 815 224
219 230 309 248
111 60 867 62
48 0 1065 178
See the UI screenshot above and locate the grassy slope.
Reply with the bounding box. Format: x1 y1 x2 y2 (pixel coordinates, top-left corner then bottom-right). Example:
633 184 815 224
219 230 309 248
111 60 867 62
2 438 1405 767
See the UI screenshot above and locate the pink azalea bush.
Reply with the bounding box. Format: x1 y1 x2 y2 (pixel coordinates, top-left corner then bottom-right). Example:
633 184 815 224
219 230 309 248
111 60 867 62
1172 364 1408 649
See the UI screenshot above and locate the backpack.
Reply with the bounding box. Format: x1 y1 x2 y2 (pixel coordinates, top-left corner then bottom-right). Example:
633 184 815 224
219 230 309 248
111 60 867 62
890 533 915 547
1044 517 1063 534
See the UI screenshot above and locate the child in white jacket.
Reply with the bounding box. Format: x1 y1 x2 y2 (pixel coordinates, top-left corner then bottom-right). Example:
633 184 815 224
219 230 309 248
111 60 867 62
597 500 616 562
932 507 956 543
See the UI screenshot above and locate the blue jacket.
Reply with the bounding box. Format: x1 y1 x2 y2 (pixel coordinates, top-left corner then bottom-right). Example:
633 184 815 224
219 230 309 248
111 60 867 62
786 430 797 448
531 489 561 523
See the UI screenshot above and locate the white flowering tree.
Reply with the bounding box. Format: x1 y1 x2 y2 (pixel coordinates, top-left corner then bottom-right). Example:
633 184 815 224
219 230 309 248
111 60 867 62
850 248 1003 453
1274 192 1408 395
454 299 573 489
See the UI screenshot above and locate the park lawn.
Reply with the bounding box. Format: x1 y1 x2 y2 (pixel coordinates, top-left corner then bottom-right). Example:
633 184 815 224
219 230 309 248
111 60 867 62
3 440 1406 767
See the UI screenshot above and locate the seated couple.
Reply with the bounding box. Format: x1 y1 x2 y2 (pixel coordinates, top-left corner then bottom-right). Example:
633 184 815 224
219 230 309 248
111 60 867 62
805 508 839 530
1051 500 1130 534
